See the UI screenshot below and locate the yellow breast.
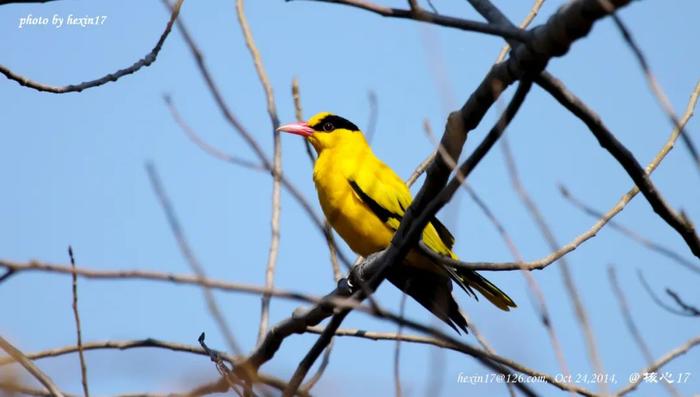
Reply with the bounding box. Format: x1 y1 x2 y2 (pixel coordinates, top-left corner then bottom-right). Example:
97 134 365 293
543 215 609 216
312 148 394 257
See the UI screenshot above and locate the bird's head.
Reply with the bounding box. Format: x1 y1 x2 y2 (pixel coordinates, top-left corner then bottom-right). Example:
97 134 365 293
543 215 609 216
277 112 364 153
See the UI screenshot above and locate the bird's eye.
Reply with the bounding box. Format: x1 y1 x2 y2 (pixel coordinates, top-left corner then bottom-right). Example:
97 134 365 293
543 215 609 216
322 122 334 132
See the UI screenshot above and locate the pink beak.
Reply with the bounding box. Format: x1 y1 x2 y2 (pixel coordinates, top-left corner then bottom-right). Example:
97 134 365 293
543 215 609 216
276 121 314 137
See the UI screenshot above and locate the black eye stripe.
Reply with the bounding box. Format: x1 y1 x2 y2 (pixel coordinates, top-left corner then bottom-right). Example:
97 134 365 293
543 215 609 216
312 115 359 132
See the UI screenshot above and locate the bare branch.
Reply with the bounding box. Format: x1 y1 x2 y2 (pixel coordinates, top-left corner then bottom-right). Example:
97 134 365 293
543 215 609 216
468 0 700 256
427 81 700 272
0 336 64 397
291 78 317 165
0 259 326 305
560 184 700 274
283 312 349 397
0 0 184 93
665 289 700 316
495 0 545 63
0 339 306 397
163 0 353 269
637 270 695 317
616 336 700 396
301 0 529 41
365 91 379 143
197 333 243 396
0 0 62 4
502 137 609 394
610 13 700 173
280 78 532 397
233 0 283 345
608 266 682 397
68 247 90 397
163 95 263 171
538 75 700 257
306 307 599 397
393 294 406 397
0 338 230 367
423 114 571 382
146 163 241 355
405 121 436 187
290 79 341 283
299 340 334 393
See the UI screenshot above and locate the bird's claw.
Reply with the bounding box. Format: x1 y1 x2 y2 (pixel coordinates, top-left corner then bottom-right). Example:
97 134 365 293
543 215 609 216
338 277 354 295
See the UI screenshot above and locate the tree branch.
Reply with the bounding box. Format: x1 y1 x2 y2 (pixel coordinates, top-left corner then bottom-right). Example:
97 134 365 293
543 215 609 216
301 0 529 41
0 336 64 397
0 0 184 93
616 335 700 396
233 0 284 345
560 184 700 274
68 247 90 397
610 13 700 174
424 81 700 272
146 163 242 355
608 266 682 397
537 75 700 257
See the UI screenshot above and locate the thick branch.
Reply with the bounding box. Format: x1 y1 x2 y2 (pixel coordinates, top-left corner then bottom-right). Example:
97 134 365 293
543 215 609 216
537 75 700 257
239 0 633 391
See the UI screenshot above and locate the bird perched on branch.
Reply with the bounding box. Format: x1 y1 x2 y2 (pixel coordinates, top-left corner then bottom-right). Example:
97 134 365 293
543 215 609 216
277 112 516 333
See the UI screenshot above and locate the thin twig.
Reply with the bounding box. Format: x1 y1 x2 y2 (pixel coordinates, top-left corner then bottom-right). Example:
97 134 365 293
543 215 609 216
163 0 353 269
234 0 283 345
538 75 700 257
299 340 334 392
616 335 700 396
637 270 693 316
139 2 631 395
291 78 316 165
495 0 545 63
280 79 533 397
290 78 341 282
303 0 529 41
0 338 232 367
665 289 700 316
393 294 406 397
306 304 596 397
0 0 184 93
197 333 242 396
283 312 349 397
608 266 682 397
423 117 571 386
406 121 436 187
559 184 700 274
426 82 700 272
502 137 609 395
163 95 262 171
146 163 241 355
0 339 304 397
0 256 596 396
0 336 64 397
68 247 89 397
468 0 700 257
610 13 700 174
0 269 14 283
0 259 327 305
365 90 379 143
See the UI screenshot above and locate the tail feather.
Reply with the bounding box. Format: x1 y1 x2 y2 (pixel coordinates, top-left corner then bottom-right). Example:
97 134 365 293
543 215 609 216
455 268 517 311
387 265 469 334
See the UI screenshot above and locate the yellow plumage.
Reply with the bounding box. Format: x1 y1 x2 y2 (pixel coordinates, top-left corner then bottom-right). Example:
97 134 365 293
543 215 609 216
278 112 516 333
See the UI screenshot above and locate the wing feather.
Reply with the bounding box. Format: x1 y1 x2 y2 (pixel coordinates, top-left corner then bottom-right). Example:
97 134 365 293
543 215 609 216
348 164 454 255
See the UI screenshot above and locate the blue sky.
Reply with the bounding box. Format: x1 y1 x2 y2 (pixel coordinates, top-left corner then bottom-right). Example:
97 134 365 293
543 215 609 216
1 0 699 396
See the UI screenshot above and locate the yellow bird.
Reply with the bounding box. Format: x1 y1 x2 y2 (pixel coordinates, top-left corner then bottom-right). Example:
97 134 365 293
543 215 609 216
277 112 516 333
